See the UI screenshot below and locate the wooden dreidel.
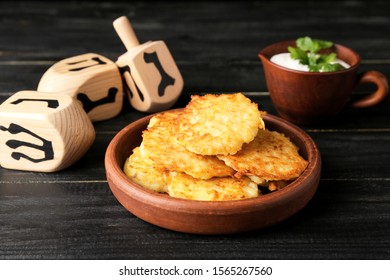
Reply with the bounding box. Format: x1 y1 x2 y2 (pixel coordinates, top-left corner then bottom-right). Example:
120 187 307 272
0 91 95 172
114 16 184 112
37 53 123 122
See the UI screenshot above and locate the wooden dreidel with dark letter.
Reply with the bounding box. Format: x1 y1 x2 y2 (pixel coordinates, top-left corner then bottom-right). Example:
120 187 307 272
114 16 184 112
37 53 123 122
0 91 95 172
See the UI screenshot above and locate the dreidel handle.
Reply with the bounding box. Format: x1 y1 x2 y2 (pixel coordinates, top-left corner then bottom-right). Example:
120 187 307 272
113 16 140 50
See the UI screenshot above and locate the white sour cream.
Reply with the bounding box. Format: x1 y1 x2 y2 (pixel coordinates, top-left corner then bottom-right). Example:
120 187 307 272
270 52 350 72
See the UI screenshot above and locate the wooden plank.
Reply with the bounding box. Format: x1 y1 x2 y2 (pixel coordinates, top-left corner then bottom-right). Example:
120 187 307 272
0 0 389 261
0 99 389 181
0 179 389 259
1 1 390 61
1 61 390 97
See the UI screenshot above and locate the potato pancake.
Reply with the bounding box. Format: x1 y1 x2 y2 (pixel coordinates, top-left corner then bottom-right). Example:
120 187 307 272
218 129 308 181
123 93 309 201
147 110 178 128
141 111 235 179
173 93 265 155
123 147 168 193
167 172 260 201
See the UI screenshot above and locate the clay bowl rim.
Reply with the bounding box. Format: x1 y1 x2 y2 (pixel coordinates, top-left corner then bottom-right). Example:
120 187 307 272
105 109 321 216
258 39 361 76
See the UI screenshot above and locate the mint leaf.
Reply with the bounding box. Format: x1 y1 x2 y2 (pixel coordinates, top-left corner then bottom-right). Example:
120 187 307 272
296 36 334 53
316 39 333 50
288 46 308 65
308 64 322 72
317 53 337 64
307 52 318 67
321 63 345 72
296 37 314 52
288 36 342 72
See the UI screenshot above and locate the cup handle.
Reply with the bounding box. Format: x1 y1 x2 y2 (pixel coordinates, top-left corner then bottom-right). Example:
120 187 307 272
351 71 389 108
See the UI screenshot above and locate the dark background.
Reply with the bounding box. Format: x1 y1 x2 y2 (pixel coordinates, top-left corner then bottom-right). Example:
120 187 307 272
0 1 389 259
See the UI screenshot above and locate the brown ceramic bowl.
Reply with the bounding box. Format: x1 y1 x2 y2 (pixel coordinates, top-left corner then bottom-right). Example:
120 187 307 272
105 110 321 234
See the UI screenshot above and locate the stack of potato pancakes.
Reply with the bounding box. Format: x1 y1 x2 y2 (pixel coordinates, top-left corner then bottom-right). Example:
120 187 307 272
124 93 308 201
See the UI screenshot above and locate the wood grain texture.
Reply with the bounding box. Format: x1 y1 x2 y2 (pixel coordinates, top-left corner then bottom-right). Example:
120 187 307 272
37 53 123 122
0 91 95 172
0 0 389 259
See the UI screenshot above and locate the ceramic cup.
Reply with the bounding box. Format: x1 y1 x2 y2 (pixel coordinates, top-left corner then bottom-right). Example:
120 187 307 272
258 40 389 125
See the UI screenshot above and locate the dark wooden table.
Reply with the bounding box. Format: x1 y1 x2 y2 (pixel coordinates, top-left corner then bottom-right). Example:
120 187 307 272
1 1 389 260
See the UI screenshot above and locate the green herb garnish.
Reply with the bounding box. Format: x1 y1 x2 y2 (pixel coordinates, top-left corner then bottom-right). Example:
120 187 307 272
288 36 345 72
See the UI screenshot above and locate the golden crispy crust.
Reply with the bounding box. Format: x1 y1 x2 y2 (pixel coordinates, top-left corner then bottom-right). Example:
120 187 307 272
167 172 260 201
123 93 309 201
123 147 168 193
141 111 235 179
173 93 265 155
218 129 308 181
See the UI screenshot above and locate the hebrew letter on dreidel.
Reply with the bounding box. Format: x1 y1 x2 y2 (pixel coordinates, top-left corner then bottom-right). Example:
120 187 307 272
67 56 107 71
77 87 118 113
114 16 184 112
0 123 54 163
37 53 123 122
143 51 175 97
0 91 95 172
11 98 59 109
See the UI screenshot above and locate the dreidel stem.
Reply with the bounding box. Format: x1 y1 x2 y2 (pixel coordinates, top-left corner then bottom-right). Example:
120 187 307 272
113 16 140 50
